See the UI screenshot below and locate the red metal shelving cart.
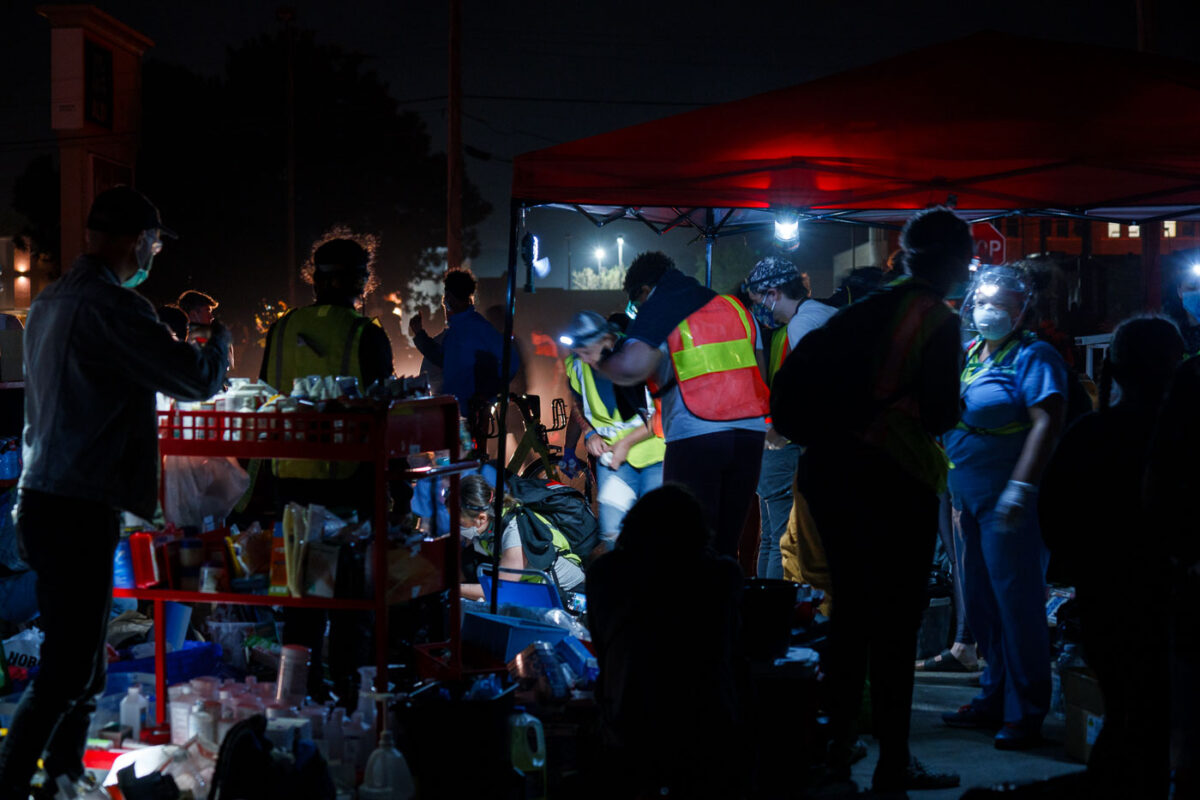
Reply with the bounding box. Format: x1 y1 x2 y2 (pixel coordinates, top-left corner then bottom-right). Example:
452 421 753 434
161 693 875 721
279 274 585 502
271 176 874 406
115 397 473 723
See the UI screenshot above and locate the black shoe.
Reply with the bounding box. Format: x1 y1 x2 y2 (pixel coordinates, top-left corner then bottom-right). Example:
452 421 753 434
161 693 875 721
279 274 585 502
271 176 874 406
872 756 961 792
942 703 1002 729
993 722 1042 750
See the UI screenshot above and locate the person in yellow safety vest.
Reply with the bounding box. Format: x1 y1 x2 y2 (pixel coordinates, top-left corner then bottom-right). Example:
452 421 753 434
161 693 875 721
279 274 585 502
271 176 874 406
457 474 585 600
258 232 393 703
559 310 664 547
260 235 394 482
594 251 769 558
742 257 836 578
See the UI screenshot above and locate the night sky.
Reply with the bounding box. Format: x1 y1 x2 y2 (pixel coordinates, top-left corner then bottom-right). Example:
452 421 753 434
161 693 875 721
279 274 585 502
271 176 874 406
1 0 1193 295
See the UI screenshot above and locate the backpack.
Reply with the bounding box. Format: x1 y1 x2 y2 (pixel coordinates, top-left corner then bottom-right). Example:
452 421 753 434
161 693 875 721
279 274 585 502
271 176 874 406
209 714 335 800
771 281 929 446
502 475 599 570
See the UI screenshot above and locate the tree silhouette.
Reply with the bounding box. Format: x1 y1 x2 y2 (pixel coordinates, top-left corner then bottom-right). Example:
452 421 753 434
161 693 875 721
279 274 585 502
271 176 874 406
134 28 490 326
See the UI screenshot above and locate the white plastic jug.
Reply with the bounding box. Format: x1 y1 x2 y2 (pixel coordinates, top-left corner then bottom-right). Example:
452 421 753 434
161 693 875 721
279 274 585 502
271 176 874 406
119 685 146 741
358 730 416 800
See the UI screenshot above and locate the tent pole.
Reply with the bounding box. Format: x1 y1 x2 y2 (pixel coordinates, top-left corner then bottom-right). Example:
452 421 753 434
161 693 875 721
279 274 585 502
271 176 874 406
705 208 715 288
491 199 520 614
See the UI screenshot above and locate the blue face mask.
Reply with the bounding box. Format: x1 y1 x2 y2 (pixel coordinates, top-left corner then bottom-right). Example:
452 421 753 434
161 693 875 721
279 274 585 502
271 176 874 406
751 295 780 329
122 266 150 289
1182 290 1200 321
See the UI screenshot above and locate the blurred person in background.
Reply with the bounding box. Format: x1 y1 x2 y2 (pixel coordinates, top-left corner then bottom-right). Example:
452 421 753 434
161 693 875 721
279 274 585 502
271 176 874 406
1041 316 1183 799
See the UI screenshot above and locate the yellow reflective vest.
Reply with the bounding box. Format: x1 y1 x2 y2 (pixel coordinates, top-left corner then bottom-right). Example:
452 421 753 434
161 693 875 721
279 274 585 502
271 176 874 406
264 304 372 480
565 355 664 470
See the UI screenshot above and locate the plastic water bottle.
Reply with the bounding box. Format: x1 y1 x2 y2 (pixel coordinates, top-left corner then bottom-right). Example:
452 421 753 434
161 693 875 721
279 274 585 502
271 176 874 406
358 730 416 800
357 666 378 731
120 685 146 741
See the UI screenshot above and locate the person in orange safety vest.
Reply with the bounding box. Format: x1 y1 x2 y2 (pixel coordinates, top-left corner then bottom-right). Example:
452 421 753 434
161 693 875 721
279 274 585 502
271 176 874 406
593 251 768 557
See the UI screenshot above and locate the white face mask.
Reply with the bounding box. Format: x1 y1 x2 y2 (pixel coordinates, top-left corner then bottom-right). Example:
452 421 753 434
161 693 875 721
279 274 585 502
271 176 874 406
459 525 481 542
973 305 1014 341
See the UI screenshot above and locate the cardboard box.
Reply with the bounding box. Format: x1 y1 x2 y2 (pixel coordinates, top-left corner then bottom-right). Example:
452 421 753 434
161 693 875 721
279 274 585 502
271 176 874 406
1062 667 1105 763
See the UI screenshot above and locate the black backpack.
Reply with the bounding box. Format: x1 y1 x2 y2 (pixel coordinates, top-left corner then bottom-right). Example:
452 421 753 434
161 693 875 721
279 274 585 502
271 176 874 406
502 475 599 571
209 714 335 800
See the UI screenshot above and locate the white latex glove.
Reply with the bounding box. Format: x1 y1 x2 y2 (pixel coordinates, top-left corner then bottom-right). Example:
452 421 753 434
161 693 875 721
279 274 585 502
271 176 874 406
995 480 1036 533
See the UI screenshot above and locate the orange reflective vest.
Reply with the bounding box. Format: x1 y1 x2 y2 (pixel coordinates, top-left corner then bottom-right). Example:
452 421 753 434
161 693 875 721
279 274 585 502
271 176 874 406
659 295 770 422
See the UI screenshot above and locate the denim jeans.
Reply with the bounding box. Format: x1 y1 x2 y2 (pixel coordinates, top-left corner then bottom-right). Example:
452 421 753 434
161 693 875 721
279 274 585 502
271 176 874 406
0 491 119 797
756 444 802 579
596 460 663 543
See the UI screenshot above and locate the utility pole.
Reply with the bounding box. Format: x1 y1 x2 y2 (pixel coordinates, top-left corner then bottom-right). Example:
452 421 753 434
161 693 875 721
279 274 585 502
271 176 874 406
279 6 297 307
565 232 573 289
446 0 463 271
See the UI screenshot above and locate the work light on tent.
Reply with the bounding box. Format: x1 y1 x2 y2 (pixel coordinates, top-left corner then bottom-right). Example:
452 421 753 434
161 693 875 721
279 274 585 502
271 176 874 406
774 210 800 249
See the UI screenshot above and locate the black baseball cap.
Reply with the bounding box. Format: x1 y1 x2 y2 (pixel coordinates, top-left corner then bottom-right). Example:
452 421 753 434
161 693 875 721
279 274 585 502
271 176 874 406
86 186 178 239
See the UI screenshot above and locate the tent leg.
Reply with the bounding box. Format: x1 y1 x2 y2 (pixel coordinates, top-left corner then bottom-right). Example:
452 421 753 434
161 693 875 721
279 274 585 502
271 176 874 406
705 236 713 289
491 199 520 614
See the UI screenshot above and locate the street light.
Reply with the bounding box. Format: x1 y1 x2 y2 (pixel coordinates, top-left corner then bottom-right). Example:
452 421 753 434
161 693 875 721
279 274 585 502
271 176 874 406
617 235 625 269
594 247 605 270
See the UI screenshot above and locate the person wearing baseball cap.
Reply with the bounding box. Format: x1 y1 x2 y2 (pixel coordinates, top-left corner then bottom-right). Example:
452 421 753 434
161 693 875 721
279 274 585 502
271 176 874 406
741 256 836 580
0 186 229 798
559 311 663 546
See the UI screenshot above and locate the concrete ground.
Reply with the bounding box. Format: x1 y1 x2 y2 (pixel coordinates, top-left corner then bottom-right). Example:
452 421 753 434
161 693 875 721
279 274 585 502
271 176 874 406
848 675 1086 797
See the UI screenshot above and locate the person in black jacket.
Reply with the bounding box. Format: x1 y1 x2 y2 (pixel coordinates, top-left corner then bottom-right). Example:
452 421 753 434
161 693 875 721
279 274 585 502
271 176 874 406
1040 316 1184 800
771 207 968 794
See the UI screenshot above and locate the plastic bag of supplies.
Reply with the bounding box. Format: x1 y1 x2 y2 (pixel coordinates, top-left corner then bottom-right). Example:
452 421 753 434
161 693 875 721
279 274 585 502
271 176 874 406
163 455 250 528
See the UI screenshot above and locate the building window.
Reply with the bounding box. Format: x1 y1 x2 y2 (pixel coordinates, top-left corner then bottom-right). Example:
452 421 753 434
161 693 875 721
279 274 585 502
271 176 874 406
1005 218 1020 237
1055 219 1070 237
1107 222 1121 238
1129 224 1140 238
1164 221 1177 238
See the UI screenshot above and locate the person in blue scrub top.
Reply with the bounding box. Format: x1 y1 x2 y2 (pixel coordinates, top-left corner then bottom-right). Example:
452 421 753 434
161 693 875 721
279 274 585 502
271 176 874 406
941 264 1067 750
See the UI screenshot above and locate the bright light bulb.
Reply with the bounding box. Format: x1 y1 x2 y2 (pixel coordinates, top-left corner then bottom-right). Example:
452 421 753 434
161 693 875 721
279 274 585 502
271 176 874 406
774 219 800 242
594 248 605 261
559 335 574 346
980 284 1000 298
1191 263 1200 278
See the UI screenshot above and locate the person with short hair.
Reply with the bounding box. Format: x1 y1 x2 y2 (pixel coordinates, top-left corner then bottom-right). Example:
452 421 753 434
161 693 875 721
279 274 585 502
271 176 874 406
0 187 229 798
595 252 769 557
742 257 836 578
409 267 520 434
259 230 393 702
177 289 217 325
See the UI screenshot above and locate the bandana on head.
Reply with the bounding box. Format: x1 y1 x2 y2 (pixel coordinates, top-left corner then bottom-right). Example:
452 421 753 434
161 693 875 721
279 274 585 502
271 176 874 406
744 257 800 294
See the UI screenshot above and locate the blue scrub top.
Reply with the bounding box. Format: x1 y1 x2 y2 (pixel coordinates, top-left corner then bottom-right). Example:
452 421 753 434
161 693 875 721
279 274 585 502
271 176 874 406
410 462 499 535
945 336 1067 505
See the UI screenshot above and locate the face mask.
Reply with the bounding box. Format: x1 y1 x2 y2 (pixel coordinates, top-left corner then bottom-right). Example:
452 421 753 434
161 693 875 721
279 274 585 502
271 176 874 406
1182 290 1200 321
123 232 160 289
459 525 481 542
973 305 1014 341
751 295 780 329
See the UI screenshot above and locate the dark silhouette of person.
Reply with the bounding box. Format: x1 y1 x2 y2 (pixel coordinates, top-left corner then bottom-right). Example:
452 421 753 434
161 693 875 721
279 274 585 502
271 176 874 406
587 483 744 798
1144 337 1200 799
1041 316 1184 799
771 207 969 793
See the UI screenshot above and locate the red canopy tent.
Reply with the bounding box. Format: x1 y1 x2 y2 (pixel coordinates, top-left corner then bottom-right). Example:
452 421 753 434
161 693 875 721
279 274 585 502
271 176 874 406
512 31 1200 228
